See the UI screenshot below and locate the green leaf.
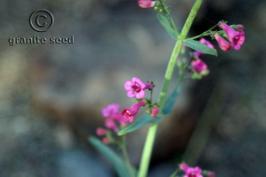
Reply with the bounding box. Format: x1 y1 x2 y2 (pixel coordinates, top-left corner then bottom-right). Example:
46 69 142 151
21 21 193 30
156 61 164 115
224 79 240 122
118 114 154 136
184 39 218 56
162 84 181 115
89 137 131 177
157 14 178 39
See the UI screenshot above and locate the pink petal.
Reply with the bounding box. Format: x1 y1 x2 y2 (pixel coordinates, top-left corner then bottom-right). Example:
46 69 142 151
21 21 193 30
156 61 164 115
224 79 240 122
132 77 142 84
127 91 135 98
124 80 132 90
136 90 145 99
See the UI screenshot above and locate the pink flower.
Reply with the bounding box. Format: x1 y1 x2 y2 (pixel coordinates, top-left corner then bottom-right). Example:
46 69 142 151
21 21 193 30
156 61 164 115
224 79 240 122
101 103 120 118
96 128 107 136
105 118 118 131
101 103 121 131
124 77 146 99
138 0 155 8
184 167 203 177
179 163 203 177
121 101 146 124
214 33 231 51
191 59 209 76
193 38 214 58
102 137 110 144
151 106 159 117
219 22 245 50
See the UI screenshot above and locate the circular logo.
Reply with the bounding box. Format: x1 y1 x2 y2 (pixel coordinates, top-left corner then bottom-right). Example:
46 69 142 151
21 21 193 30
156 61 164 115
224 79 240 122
29 9 54 32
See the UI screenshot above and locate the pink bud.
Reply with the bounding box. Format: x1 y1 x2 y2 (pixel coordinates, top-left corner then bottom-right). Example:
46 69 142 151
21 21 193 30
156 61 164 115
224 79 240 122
199 38 214 49
102 137 110 144
214 33 231 52
191 59 209 76
96 128 107 136
144 81 155 90
138 0 155 8
104 119 118 131
151 106 159 117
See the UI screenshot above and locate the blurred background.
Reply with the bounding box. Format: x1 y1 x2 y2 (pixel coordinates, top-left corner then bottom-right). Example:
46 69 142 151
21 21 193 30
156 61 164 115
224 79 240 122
0 0 265 176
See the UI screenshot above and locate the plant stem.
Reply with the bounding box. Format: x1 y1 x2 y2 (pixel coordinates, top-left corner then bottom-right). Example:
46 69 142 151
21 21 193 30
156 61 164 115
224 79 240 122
186 26 222 41
137 1 203 177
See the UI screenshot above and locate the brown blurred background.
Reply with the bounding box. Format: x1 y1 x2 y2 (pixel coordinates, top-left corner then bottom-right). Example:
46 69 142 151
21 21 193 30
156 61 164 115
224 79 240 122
0 0 265 176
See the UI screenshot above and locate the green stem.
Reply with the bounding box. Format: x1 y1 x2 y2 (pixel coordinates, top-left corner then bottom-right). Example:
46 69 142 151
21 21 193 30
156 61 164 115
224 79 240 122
138 1 203 177
186 31 211 40
186 25 222 41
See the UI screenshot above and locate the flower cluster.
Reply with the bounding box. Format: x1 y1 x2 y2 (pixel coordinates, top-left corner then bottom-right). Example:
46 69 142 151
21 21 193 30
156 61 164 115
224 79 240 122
190 21 245 79
136 1 245 81
177 163 215 177
96 77 159 143
215 22 245 51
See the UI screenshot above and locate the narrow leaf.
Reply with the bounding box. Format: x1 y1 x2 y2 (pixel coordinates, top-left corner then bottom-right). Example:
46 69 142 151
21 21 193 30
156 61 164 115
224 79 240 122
157 14 178 39
118 114 153 136
89 137 131 177
162 84 181 115
184 39 218 56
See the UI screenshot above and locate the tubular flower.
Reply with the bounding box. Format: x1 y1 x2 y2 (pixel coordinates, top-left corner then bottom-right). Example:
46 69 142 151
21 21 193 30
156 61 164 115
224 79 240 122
121 100 146 124
199 38 215 49
219 22 245 50
214 33 231 52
